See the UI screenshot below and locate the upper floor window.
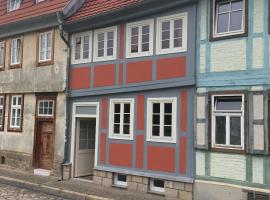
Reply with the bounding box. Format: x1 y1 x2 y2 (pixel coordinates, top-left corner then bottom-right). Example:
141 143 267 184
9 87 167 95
211 95 244 150
93 26 117 62
126 19 154 58
9 95 23 131
0 96 5 131
109 99 134 140
10 37 22 67
212 0 246 38
156 13 187 55
38 30 53 64
147 98 177 143
36 0 45 3
8 0 21 11
0 41 4 69
72 31 92 64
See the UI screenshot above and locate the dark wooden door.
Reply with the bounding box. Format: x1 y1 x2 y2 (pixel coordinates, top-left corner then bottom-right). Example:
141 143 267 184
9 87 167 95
36 121 54 170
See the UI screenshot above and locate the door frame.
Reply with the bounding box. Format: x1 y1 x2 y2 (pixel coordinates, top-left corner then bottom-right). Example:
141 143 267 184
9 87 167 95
33 93 57 169
71 102 99 178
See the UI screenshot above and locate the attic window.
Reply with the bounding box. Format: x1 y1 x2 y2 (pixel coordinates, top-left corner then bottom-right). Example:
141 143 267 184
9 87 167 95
36 0 45 3
8 0 21 12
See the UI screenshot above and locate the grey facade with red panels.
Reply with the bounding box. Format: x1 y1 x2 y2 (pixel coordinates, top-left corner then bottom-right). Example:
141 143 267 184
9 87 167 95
66 0 197 188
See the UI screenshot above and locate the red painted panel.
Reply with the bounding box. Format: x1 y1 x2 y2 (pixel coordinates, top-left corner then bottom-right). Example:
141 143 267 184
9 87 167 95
101 97 108 129
119 24 125 59
179 137 187 174
126 60 152 84
94 64 116 87
119 63 123 85
99 133 107 164
109 143 132 167
156 56 186 80
147 146 175 173
136 135 144 169
137 95 144 130
181 90 187 132
70 67 91 90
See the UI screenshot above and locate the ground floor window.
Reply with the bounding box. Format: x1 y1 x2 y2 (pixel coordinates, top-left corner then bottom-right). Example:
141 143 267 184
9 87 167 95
0 95 5 130
113 173 127 187
8 94 23 131
149 178 165 193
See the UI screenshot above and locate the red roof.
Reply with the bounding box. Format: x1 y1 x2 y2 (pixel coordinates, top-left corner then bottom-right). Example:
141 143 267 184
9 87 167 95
67 0 143 23
0 0 70 26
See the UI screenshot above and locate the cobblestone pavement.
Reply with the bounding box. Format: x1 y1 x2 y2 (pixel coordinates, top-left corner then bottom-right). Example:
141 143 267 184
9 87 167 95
0 183 68 200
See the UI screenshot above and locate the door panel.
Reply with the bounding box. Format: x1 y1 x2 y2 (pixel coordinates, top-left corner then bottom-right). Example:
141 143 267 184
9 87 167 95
75 118 96 177
36 121 54 170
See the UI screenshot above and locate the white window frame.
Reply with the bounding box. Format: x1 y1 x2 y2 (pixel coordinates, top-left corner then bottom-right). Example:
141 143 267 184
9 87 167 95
10 37 22 66
8 0 21 11
156 13 188 55
113 173 128 187
211 94 245 150
10 95 22 129
71 31 92 64
126 19 154 58
149 179 165 193
0 96 4 129
93 26 117 62
0 41 4 68
213 0 245 38
109 98 134 140
37 100 54 117
146 97 177 143
36 0 45 3
39 30 53 63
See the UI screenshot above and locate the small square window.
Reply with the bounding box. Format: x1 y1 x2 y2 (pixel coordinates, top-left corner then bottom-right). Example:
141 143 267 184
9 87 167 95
149 179 165 193
212 0 246 38
38 100 54 117
113 174 127 187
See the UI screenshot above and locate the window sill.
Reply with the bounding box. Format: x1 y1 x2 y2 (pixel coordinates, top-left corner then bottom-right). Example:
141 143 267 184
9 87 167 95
9 64 22 69
156 48 187 55
7 127 22 133
37 60 54 67
147 138 176 144
93 56 116 62
112 184 127 189
109 135 133 141
210 146 245 154
147 190 165 196
126 52 153 59
210 32 248 42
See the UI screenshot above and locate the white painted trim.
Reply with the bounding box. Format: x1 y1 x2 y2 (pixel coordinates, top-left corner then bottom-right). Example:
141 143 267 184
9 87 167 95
10 95 22 129
70 102 100 178
211 94 245 150
71 31 92 64
146 97 177 143
93 26 117 62
156 12 188 55
108 98 134 140
126 19 154 58
37 100 54 117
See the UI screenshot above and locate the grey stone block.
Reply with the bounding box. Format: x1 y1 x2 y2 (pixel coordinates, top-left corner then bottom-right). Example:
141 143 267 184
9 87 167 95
165 188 178 199
179 190 192 200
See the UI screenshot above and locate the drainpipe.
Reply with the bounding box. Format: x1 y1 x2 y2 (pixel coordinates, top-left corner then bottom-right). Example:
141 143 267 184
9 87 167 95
56 11 71 180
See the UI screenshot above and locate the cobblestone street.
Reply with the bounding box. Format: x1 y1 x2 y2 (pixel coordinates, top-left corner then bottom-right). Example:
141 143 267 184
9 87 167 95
0 183 68 200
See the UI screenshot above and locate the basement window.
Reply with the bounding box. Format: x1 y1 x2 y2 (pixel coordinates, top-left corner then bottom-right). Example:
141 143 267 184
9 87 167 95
248 192 269 200
113 173 127 187
149 178 165 193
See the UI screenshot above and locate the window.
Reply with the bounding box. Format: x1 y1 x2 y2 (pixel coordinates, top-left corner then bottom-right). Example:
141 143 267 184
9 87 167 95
8 0 21 11
93 26 117 62
156 13 187 55
72 32 92 64
10 37 22 67
0 41 4 69
9 95 23 131
0 96 5 131
213 0 246 38
113 174 127 187
38 31 53 64
248 192 269 200
126 19 154 58
38 100 54 117
36 0 45 3
147 98 177 143
109 99 134 140
149 179 165 193
212 95 244 149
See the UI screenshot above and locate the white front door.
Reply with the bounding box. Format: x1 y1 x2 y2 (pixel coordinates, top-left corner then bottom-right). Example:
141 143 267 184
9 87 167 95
75 118 96 177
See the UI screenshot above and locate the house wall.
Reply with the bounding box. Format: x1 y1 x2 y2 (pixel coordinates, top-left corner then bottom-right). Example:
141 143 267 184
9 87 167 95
195 0 270 199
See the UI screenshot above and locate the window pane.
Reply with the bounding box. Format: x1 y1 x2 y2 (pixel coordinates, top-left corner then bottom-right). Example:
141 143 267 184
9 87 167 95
142 43 149 52
107 48 113 56
0 42 4 66
230 11 243 31
114 124 120 134
174 19 182 29
123 125 130 135
215 116 226 144
231 0 243 11
164 115 172 125
162 30 170 41
114 104 120 113
217 2 230 13
217 13 229 33
131 27 139 36
142 34 149 44
124 114 130 124
174 38 182 48
118 174 127 182
164 126 172 137
142 25 149 34
164 103 172 113
230 116 241 145
153 103 160 113
152 125 160 136
215 97 242 111
162 40 170 49
153 179 164 188
107 32 114 40
114 114 120 123
79 140 87 150
162 21 170 31
124 104 130 113
131 44 138 53
153 114 160 125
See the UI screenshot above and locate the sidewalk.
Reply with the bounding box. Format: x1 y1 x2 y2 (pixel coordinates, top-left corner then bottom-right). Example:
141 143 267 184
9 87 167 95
0 167 173 200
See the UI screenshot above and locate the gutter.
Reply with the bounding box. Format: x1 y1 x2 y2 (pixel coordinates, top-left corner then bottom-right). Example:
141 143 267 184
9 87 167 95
56 11 71 180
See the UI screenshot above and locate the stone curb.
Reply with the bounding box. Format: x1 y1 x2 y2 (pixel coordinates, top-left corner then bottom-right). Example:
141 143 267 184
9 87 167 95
0 175 113 200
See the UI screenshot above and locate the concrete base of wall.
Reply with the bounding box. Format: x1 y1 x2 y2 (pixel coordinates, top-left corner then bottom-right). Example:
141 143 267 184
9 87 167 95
93 169 193 200
194 181 248 200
